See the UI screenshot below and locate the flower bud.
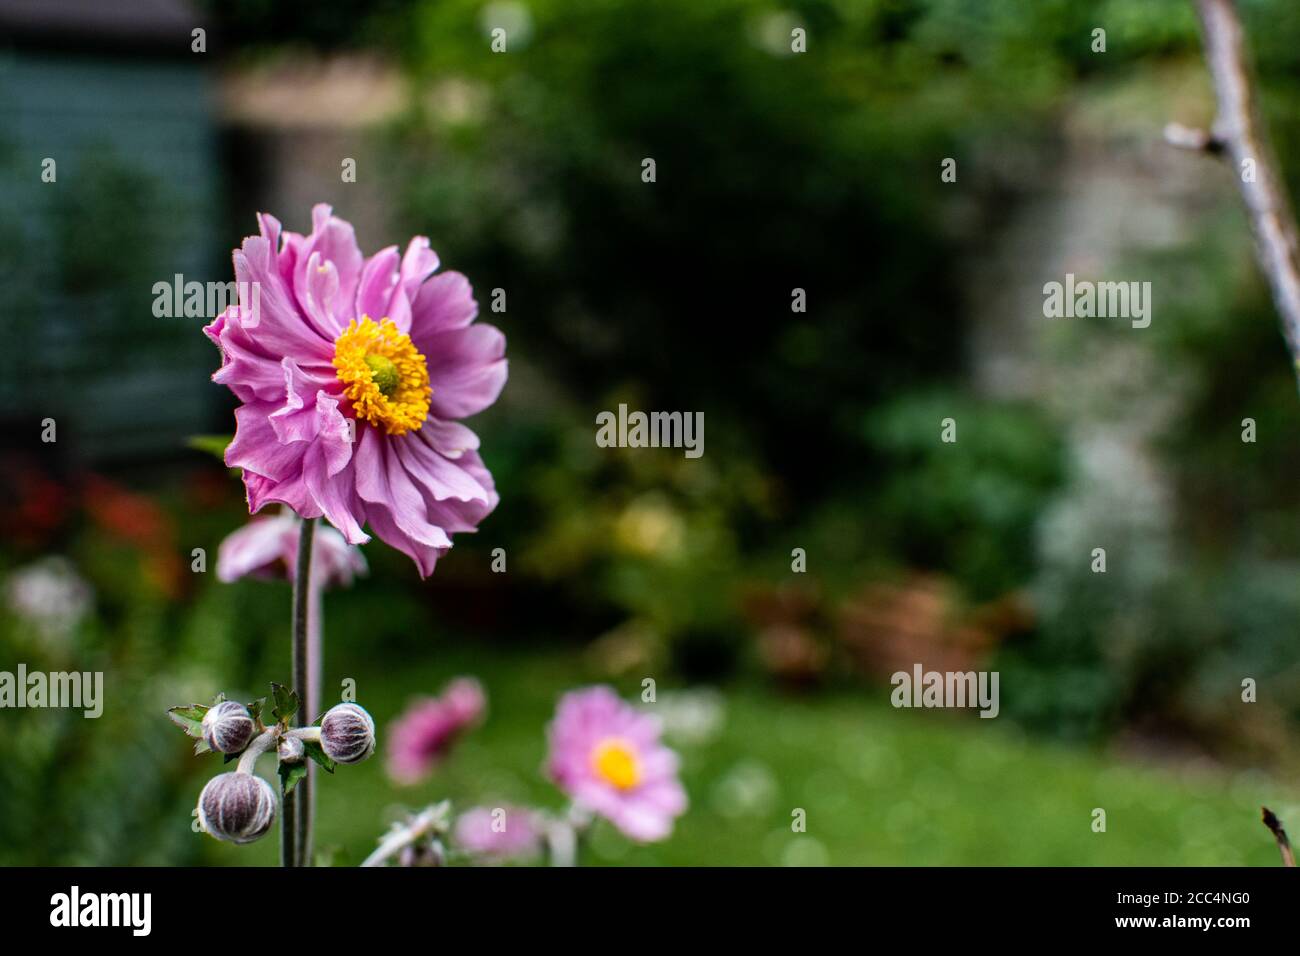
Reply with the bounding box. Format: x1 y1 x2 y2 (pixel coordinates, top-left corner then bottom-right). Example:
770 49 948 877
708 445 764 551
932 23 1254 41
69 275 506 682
202 700 255 754
278 736 305 763
319 702 375 764
399 841 444 867
197 772 277 844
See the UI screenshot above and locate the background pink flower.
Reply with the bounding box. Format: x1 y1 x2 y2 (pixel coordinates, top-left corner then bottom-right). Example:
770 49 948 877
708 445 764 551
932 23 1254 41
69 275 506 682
386 677 486 784
546 686 687 842
204 205 506 577
216 511 366 588
454 805 543 861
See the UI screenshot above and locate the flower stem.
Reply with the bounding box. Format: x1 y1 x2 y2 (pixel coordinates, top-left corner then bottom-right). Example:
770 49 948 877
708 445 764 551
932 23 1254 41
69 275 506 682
280 785 296 868
303 555 323 860
285 517 317 868
296 529 323 867
236 729 278 774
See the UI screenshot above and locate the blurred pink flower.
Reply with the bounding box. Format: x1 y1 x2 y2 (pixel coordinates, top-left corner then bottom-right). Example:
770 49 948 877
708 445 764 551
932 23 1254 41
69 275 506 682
203 205 506 577
454 805 542 861
386 677 486 784
217 511 366 589
546 686 687 842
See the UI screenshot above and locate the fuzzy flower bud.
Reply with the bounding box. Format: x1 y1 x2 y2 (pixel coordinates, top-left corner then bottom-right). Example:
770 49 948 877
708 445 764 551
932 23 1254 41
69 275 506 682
399 841 445 867
202 700 255 754
319 702 376 764
197 772 277 844
278 736 305 763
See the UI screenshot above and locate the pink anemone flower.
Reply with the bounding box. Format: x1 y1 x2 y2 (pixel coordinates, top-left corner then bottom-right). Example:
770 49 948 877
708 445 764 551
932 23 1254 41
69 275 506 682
546 686 687 843
216 510 366 589
203 205 506 577
453 805 543 862
386 677 487 785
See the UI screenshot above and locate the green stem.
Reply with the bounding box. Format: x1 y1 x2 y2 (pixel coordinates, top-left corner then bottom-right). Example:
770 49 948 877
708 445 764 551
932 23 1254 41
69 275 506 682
280 782 296 868
298 535 323 866
284 517 316 867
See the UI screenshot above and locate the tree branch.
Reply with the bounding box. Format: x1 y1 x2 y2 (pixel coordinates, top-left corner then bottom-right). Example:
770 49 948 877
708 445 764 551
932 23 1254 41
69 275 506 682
1261 807 1296 867
1181 2 1300 873
1180 0 1300 388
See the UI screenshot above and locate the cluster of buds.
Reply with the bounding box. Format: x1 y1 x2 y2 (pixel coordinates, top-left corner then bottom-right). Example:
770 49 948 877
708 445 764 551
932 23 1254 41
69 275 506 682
169 685 376 846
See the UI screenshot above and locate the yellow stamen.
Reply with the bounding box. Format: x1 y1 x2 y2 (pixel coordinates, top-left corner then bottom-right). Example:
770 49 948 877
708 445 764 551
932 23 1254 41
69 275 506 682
332 316 431 435
591 738 641 790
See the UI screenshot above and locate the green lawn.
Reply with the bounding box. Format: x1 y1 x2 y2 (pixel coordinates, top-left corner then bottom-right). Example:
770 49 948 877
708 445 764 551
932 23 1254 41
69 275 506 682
191 645 1295 867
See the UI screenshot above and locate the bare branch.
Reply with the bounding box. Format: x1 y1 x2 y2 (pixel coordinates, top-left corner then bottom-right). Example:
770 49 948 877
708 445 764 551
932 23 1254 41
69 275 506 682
1261 807 1296 867
1180 0 1300 387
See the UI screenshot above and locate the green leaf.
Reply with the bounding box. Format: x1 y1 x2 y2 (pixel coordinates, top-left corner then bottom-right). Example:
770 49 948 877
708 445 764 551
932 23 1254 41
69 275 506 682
167 704 209 739
247 697 266 726
279 758 308 795
187 434 232 460
270 683 300 725
302 738 337 774
193 738 212 756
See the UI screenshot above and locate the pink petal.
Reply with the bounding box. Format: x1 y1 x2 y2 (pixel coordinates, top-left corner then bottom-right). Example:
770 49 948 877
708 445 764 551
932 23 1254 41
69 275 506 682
354 428 454 549
398 236 440 298
292 204 364 333
363 499 444 578
205 310 287 403
227 402 308 482
268 358 336 444
216 515 295 582
303 453 369 544
244 470 321 520
421 418 480 459
232 236 334 361
422 324 508 420
409 270 478 342
355 246 401 324
299 251 343 338
395 427 491 503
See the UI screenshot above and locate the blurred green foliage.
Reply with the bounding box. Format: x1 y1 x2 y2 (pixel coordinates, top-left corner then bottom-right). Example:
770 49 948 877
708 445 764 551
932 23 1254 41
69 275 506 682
139 0 1300 744
393 1 1300 763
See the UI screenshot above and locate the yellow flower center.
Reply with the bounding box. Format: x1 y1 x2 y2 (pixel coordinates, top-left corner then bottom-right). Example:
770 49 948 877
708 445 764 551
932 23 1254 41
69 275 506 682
591 737 641 791
332 316 431 435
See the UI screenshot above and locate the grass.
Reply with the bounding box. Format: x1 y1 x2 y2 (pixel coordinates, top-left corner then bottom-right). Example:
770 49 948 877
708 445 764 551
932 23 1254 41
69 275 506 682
195 644 1296 867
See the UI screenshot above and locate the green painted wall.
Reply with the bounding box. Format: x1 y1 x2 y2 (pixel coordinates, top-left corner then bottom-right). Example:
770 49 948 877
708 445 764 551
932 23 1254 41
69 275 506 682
0 52 222 461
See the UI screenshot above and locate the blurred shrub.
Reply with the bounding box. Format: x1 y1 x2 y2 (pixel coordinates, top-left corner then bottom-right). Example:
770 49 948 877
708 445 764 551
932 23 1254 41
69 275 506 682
864 392 1064 600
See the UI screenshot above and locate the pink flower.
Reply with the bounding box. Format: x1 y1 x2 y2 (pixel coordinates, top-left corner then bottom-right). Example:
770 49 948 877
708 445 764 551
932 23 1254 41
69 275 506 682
454 805 542 861
546 686 687 842
386 677 486 784
216 511 366 589
204 205 506 577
